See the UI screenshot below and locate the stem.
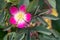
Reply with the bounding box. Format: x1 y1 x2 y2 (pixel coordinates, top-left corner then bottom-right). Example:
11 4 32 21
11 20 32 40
27 30 31 40
34 6 40 15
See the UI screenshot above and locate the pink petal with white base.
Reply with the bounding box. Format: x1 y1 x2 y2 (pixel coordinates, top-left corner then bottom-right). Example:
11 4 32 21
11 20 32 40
17 22 26 28
19 5 26 12
9 6 18 15
9 16 16 24
26 13 31 22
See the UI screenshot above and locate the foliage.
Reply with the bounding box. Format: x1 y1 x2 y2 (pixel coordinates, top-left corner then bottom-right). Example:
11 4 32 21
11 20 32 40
0 0 60 40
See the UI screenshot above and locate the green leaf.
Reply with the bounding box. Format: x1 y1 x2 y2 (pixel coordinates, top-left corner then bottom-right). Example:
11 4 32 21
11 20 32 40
3 32 25 40
0 10 6 28
9 0 17 2
27 0 38 12
3 25 12 31
34 6 40 15
47 0 56 8
6 0 10 2
17 0 24 7
37 16 48 26
42 14 59 20
31 17 37 23
50 29 60 38
16 28 27 33
0 10 6 22
3 32 16 40
39 9 49 15
33 25 52 35
38 0 44 9
15 33 25 40
39 34 58 40
39 35 48 40
26 30 31 40
17 0 29 7
8 0 18 5
0 0 6 10
0 25 5 29
8 32 17 40
24 0 29 7
3 34 8 40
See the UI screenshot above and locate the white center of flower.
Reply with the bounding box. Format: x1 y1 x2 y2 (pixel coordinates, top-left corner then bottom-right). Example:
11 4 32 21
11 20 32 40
14 12 26 24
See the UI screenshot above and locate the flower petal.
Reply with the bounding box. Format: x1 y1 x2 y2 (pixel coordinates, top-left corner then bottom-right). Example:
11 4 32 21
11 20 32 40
9 16 16 24
17 22 26 28
19 5 26 12
9 6 18 15
26 13 31 22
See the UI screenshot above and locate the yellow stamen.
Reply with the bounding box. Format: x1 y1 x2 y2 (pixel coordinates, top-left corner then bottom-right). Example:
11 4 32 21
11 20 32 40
14 12 26 22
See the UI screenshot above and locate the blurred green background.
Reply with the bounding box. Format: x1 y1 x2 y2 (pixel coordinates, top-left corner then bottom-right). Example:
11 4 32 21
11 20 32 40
52 0 60 32
0 0 60 40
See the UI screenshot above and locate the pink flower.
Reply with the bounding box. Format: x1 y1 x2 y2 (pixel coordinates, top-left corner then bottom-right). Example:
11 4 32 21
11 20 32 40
9 5 31 28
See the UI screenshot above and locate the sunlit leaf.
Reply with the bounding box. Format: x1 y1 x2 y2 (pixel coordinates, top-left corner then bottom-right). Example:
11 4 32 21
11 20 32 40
47 0 56 8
